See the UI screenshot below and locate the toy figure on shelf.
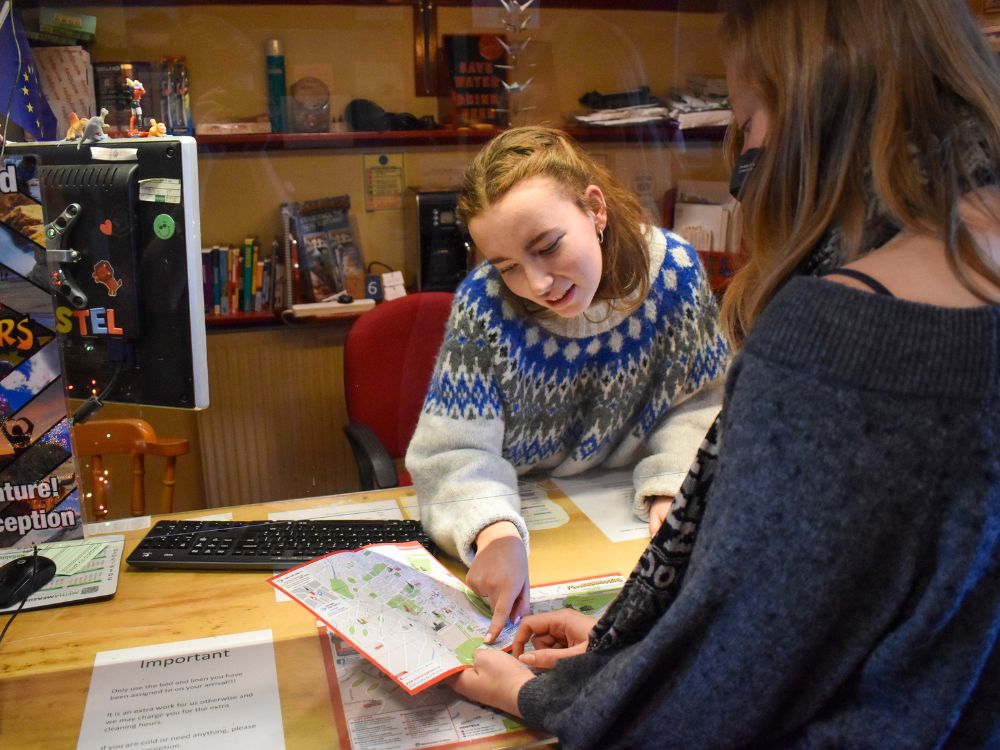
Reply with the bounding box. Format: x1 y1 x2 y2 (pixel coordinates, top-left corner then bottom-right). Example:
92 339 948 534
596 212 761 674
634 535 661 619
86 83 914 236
81 109 110 144
125 77 146 136
145 119 167 136
65 112 86 140
65 109 110 148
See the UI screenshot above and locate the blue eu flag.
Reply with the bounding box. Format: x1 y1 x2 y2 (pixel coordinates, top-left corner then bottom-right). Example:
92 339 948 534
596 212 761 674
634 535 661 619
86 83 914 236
0 2 57 141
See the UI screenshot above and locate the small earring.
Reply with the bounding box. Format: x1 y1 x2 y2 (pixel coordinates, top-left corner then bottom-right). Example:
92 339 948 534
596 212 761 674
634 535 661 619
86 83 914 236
597 228 605 245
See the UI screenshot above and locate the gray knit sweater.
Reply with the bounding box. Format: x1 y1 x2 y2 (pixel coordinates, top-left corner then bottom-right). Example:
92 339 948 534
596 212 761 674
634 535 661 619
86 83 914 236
517 276 1000 749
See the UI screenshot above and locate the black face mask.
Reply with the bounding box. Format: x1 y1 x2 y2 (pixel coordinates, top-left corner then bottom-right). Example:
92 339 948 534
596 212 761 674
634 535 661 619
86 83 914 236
729 147 763 201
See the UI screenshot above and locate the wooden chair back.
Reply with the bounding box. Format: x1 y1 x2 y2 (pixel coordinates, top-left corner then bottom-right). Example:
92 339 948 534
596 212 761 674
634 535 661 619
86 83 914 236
72 419 190 520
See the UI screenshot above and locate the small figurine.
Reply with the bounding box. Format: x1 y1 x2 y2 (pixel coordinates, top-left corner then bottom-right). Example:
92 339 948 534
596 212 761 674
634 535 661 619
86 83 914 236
80 109 110 146
65 112 86 140
125 77 146 136
145 118 167 137
65 109 110 148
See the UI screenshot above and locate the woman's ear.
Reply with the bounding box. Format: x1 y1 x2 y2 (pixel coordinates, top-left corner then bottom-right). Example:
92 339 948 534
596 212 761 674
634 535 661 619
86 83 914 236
584 184 608 231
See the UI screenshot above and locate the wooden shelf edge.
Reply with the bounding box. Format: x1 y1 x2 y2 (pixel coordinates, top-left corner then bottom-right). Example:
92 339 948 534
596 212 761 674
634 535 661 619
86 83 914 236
289 298 376 318
205 308 374 329
24 0 718 10
205 311 281 328
195 128 501 152
195 123 726 153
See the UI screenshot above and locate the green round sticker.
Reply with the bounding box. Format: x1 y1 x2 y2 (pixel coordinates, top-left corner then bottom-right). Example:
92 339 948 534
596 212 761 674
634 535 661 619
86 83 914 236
153 213 176 240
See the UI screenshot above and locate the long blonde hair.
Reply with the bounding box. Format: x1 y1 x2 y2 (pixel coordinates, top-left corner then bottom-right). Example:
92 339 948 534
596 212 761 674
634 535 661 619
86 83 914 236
720 0 1000 345
458 126 650 313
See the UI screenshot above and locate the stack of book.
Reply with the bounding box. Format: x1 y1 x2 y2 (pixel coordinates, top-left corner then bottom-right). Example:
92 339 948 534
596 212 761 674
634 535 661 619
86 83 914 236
201 238 277 316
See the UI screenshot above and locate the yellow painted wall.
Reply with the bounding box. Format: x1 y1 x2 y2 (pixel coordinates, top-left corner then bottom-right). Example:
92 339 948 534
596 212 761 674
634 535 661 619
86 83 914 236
78 5 725 126
71 4 728 286
50 4 729 514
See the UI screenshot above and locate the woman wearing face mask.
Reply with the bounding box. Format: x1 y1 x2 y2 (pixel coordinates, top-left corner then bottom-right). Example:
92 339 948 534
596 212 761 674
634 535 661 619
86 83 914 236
447 1 1000 748
405 126 730 644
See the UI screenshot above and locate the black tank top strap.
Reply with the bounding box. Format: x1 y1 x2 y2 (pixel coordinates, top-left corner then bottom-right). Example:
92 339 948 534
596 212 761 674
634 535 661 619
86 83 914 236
822 268 894 297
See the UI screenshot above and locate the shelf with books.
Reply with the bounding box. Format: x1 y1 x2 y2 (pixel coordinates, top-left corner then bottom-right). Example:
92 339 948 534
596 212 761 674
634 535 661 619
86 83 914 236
193 124 726 153
201 236 286 325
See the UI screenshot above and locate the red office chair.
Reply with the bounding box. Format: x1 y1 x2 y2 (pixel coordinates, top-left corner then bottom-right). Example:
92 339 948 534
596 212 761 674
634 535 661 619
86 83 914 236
343 292 454 490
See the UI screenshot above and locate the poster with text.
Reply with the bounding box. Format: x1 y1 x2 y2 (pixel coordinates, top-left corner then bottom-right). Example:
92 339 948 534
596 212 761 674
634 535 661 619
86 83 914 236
0 160 82 548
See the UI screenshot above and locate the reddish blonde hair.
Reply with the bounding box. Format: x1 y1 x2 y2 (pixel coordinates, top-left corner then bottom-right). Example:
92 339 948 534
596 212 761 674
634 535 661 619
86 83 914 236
458 126 650 313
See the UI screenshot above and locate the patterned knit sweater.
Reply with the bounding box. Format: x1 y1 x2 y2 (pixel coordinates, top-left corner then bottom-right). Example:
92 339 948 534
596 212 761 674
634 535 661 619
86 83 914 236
406 228 730 563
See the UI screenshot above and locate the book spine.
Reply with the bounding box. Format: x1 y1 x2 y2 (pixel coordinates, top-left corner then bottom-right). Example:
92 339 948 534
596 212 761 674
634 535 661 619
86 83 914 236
231 245 241 313
261 255 273 311
281 204 297 307
273 237 287 311
210 245 221 315
219 245 230 315
289 232 302 304
242 237 255 312
253 250 264 312
295 229 315 304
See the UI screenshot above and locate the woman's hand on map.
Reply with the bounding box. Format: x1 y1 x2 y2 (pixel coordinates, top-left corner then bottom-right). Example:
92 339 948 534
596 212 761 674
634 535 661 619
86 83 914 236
467 521 530 644
511 609 596 669
450 648 534 717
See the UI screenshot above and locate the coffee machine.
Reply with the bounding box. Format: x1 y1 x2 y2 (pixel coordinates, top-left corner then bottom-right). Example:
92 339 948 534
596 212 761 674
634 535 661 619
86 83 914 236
404 189 472 292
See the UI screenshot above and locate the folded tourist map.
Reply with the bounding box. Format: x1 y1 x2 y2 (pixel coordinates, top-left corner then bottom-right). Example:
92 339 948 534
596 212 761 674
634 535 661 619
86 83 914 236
270 541 623 694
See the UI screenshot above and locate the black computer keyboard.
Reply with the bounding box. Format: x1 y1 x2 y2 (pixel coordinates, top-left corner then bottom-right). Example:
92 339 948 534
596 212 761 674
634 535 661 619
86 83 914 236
126 519 437 570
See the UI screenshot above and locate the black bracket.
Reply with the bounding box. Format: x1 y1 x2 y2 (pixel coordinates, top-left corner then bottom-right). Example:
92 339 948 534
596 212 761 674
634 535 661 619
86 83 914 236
44 203 88 309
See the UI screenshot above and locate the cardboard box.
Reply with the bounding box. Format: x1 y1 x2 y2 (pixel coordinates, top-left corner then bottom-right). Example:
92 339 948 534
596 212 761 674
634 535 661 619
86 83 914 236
32 45 96 139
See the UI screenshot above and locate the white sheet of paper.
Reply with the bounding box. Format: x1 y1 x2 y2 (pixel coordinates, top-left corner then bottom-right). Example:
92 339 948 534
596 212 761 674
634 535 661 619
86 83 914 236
552 468 649 542
407 484 567 531
76 629 285 750
189 512 235 522
519 480 569 530
268 499 403 522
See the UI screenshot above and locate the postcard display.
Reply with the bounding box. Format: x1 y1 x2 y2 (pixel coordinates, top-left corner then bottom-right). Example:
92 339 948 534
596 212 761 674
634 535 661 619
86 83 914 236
0 165 84 549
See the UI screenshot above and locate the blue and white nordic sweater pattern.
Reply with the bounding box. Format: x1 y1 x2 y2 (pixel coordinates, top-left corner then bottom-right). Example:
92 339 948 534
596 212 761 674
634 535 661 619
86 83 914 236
421 229 729 471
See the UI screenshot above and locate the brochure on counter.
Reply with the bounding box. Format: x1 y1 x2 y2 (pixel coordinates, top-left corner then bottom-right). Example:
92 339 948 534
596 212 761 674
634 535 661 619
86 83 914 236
269 541 624 695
